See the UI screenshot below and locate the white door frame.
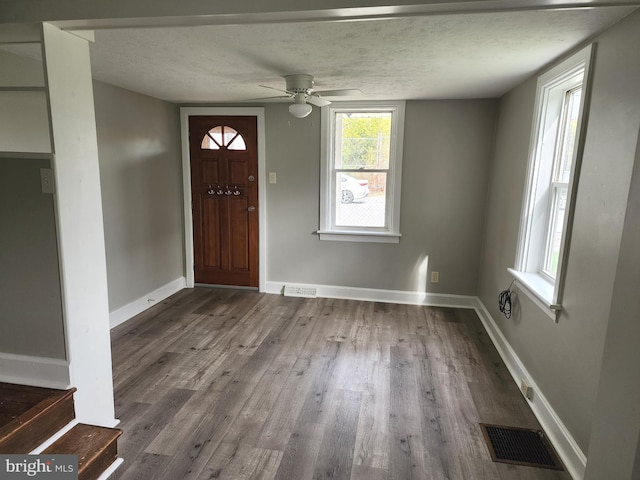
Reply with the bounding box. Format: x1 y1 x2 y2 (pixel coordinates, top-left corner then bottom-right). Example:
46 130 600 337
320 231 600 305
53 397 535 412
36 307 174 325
180 107 267 291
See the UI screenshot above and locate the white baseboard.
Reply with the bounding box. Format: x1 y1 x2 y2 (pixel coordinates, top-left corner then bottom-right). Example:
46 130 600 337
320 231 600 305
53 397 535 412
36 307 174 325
31 420 78 454
265 281 478 308
473 299 586 480
98 458 124 480
109 277 186 329
0 352 70 389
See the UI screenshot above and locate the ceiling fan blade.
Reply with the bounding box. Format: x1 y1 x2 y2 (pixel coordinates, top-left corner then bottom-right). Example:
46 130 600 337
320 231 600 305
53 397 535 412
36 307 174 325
314 88 363 97
249 95 292 101
259 85 291 95
307 95 331 107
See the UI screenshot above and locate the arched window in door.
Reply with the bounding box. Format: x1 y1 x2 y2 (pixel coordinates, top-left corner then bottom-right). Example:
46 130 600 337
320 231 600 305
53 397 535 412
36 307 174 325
201 126 247 151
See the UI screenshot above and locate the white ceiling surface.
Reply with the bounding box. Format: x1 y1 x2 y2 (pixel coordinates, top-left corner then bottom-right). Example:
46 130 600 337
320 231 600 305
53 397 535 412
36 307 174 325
84 7 633 103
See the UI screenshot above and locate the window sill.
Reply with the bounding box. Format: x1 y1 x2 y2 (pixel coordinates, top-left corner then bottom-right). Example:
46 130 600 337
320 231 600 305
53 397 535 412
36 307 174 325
507 268 561 322
316 230 401 243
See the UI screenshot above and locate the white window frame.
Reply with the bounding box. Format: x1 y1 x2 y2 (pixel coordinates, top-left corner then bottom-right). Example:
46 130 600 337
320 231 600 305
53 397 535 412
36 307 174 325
510 44 594 321
318 101 405 243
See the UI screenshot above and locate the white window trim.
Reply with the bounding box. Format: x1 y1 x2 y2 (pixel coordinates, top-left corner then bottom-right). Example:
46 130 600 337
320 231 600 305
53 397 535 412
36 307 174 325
318 100 405 243
508 268 560 321
511 44 595 321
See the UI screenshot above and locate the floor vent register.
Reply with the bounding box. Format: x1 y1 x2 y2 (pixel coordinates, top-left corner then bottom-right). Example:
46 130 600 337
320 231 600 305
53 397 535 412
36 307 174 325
480 423 564 470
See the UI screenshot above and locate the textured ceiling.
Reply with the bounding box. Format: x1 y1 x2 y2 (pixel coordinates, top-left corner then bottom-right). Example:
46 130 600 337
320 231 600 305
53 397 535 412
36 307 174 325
77 7 639 102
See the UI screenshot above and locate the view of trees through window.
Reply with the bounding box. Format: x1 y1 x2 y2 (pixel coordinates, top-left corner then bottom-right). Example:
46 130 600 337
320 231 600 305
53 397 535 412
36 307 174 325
338 113 391 169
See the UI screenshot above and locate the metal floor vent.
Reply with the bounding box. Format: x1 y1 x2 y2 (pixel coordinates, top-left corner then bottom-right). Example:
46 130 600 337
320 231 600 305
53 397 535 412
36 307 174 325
283 285 317 298
480 423 564 470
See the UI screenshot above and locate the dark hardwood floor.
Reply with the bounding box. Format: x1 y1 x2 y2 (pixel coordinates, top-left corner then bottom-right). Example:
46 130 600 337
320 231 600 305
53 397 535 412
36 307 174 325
110 287 570 480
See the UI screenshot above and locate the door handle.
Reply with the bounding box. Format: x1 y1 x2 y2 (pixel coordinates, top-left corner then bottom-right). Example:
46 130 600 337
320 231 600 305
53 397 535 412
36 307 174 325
247 206 256 212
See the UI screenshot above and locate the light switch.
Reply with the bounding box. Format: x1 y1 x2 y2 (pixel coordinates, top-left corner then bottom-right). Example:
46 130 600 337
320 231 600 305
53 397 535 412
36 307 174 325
269 172 277 184
40 168 55 194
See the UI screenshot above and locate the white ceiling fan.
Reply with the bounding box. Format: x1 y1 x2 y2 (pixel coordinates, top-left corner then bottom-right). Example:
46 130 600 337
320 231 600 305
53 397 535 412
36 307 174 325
259 74 362 118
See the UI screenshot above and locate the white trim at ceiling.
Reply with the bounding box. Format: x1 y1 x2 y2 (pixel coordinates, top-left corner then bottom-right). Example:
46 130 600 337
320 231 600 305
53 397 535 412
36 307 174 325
45 0 640 31
179 107 267 292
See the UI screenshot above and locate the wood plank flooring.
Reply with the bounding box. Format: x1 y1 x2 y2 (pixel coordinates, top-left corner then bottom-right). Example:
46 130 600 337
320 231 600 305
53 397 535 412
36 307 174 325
110 287 570 480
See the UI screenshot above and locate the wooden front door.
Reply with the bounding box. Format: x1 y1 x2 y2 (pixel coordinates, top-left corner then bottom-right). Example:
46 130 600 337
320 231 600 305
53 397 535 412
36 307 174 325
189 116 259 287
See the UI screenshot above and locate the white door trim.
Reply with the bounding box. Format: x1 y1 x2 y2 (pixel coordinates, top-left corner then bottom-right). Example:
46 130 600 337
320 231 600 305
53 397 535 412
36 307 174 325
180 107 267 291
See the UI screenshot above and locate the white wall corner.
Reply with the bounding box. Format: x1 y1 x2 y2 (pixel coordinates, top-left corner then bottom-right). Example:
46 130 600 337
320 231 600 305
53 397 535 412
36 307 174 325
110 277 186 329
473 298 587 480
0 352 70 389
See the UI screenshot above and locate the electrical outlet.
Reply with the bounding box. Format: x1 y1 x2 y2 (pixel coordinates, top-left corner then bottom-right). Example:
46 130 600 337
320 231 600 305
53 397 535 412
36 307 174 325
269 172 277 184
520 380 533 400
431 271 440 283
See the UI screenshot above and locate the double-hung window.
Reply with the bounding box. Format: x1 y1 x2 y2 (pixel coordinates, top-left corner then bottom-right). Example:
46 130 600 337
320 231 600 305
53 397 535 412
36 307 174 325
318 101 405 243
511 45 594 319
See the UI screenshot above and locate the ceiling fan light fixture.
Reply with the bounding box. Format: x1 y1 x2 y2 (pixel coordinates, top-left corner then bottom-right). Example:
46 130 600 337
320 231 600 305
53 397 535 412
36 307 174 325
289 101 313 118
260 75 356 117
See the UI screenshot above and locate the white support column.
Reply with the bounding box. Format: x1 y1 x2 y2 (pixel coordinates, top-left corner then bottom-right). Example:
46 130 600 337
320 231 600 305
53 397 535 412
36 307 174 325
41 23 116 427
585 129 640 479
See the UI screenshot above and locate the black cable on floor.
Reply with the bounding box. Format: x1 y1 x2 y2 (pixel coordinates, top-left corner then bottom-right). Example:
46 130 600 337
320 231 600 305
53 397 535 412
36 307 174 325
498 280 515 319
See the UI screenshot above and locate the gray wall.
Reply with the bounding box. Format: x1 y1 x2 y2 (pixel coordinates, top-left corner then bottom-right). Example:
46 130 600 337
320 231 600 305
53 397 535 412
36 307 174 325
0 158 66 359
478 9 640 454
0 49 65 360
266 99 497 295
0 49 50 153
0 46 44 86
93 81 184 312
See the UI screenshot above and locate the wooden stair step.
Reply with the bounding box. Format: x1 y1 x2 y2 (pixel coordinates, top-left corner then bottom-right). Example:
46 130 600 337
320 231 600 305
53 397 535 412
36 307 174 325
0 382 76 453
44 423 122 480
